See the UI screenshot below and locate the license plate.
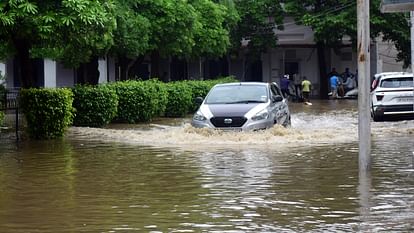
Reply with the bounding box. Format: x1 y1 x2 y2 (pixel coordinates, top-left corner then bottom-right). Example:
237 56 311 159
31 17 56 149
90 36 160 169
398 97 414 102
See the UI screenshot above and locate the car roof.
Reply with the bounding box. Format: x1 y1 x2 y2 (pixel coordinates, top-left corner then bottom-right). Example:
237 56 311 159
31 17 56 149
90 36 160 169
380 73 413 80
374 72 410 79
214 82 269 87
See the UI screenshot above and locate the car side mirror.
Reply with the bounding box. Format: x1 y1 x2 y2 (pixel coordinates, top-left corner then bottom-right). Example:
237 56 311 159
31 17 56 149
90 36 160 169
272 95 283 102
195 97 204 105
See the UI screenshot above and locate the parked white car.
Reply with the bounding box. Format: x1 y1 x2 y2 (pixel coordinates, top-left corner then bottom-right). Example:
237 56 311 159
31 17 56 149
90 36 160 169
370 72 414 121
191 82 291 131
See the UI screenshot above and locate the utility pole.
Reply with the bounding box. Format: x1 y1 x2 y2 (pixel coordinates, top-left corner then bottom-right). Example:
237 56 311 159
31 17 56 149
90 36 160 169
411 11 414 115
357 0 371 171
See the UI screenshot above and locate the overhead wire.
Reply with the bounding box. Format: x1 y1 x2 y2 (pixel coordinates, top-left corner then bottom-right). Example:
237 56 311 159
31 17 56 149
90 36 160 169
277 0 357 28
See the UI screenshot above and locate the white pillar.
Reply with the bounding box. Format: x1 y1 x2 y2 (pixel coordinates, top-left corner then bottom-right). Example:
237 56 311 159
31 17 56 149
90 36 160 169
98 58 108 84
44 59 56 88
0 62 6 86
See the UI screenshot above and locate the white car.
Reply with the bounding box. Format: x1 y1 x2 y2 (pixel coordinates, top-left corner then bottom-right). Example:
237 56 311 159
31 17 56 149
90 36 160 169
191 82 291 131
370 72 414 121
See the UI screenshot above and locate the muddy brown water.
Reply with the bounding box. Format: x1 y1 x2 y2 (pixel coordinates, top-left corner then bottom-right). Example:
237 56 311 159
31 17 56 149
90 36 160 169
0 100 413 232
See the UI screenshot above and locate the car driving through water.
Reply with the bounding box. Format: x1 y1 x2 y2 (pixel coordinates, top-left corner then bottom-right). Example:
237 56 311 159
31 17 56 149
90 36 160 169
370 72 414 121
191 82 291 131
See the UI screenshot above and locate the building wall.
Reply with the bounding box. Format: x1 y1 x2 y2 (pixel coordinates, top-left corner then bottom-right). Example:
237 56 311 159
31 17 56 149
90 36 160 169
6 59 14 87
262 47 320 95
56 63 74 87
107 57 116 82
228 58 244 81
376 40 408 73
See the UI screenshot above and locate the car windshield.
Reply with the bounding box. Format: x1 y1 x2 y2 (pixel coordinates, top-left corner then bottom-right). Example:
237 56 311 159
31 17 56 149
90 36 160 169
380 77 413 88
205 85 269 104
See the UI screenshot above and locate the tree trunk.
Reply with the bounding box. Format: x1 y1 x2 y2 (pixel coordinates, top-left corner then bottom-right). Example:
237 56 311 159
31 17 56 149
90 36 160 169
13 38 35 88
151 51 160 78
317 41 329 99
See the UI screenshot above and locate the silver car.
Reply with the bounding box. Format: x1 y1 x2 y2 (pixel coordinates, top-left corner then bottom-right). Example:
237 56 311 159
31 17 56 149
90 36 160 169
191 82 291 131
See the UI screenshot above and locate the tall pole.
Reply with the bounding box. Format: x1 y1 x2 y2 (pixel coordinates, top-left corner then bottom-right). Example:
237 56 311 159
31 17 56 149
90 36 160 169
357 0 371 170
411 12 414 114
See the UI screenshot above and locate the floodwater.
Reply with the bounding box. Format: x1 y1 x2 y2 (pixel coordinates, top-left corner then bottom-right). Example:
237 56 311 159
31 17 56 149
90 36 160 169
0 100 413 232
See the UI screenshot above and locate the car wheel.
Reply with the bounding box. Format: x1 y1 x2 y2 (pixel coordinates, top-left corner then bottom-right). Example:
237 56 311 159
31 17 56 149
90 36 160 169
371 105 383 122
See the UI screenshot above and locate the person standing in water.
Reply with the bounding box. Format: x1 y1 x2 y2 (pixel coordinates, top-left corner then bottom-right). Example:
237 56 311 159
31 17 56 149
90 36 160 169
301 76 312 104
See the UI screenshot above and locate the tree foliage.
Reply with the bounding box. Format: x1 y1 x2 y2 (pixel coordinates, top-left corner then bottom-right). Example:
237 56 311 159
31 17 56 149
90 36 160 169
230 0 284 56
371 0 410 67
0 0 116 66
285 0 410 66
190 0 239 58
110 0 151 59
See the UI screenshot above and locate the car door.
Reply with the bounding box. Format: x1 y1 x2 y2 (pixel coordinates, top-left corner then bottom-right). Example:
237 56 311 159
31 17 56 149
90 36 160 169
270 83 288 124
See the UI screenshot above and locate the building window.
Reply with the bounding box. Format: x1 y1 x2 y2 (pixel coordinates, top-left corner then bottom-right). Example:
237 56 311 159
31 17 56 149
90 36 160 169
341 52 352 61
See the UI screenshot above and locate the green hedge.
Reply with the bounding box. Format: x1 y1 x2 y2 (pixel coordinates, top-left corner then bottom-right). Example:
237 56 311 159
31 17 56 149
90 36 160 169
107 80 167 123
0 111 4 126
19 88 74 139
164 82 193 117
72 85 118 127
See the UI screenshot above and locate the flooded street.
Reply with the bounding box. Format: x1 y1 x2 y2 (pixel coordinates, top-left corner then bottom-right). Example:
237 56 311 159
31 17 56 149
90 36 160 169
0 100 413 232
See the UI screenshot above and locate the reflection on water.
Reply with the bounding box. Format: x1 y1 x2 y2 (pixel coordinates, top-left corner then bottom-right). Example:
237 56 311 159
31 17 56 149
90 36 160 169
0 100 413 232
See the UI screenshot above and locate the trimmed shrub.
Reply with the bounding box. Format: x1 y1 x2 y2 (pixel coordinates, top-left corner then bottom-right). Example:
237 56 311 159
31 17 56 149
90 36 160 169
184 80 213 113
0 111 4 126
164 82 192 117
107 80 166 123
19 88 74 139
146 79 168 117
72 85 118 127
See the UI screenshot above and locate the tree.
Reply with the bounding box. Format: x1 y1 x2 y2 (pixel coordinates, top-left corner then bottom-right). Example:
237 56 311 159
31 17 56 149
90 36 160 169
285 0 410 98
370 0 410 68
190 0 238 58
132 0 198 78
229 0 284 79
184 0 239 78
110 0 151 80
0 0 116 87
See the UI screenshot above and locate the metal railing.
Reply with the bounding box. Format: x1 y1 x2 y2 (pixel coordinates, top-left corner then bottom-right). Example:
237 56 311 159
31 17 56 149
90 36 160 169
0 88 21 140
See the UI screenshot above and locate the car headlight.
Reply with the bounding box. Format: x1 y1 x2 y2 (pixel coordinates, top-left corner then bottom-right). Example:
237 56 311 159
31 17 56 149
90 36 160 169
252 109 269 121
193 111 207 121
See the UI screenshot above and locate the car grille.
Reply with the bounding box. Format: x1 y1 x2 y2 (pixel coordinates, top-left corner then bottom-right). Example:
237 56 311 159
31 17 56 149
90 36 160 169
210 117 247 127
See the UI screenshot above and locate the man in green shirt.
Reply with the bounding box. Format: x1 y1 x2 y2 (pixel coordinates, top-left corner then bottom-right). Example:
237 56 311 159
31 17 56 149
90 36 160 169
301 76 312 104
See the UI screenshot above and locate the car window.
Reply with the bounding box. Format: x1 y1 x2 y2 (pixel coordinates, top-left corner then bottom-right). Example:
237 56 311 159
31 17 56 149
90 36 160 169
205 85 268 104
270 84 282 96
380 77 413 88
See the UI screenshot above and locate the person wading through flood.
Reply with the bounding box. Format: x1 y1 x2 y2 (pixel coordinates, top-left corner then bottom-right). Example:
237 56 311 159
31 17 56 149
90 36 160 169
301 76 312 105
280 75 291 99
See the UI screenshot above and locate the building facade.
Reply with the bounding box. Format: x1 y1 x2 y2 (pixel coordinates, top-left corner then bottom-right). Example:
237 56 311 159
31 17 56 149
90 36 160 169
0 17 407 98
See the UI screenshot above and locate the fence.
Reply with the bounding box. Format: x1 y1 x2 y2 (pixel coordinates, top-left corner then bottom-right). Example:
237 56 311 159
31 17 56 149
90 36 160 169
0 88 21 140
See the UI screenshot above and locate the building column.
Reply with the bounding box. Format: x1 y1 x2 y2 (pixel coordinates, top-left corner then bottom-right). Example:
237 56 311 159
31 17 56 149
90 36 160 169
0 62 6 86
44 59 56 88
98 58 108 84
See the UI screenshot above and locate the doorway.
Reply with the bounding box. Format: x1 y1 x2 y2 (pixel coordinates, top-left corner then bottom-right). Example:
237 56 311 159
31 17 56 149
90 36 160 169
284 61 299 77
